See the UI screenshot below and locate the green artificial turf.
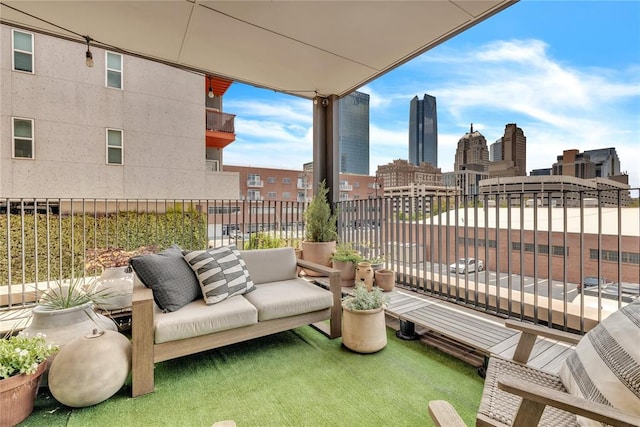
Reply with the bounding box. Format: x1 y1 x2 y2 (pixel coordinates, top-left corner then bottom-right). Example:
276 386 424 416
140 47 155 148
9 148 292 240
22 327 483 426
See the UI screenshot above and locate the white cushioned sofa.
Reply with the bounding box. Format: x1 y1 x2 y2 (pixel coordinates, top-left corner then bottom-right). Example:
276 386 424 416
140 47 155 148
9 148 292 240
130 246 341 397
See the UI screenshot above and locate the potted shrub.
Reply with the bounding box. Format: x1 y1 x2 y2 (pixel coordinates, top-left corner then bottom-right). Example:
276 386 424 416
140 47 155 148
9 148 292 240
20 278 118 355
85 245 157 310
301 180 338 276
331 243 363 286
0 334 58 426
341 283 390 353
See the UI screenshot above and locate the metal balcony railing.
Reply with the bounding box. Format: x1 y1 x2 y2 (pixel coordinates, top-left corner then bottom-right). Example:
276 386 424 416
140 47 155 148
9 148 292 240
205 109 235 134
1 189 638 334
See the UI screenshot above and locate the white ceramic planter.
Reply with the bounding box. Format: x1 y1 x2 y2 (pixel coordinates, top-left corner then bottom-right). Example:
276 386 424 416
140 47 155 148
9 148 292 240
21 302 118 348
95 267 134 310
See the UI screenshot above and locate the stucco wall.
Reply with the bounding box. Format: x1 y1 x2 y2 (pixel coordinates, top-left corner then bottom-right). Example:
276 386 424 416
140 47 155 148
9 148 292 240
1 25 239 200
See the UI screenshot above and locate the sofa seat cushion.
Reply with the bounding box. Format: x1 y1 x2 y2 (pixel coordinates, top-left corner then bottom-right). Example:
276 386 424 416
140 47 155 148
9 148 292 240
244 279 333 322
154 295 258 344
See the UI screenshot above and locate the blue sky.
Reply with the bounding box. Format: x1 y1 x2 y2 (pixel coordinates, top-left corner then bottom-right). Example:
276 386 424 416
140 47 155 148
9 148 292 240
223 1 640 188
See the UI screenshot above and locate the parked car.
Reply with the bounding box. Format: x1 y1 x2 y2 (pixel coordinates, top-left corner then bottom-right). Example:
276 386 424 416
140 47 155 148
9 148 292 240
577 276 610 293
449 258 483 274
601 283 640 301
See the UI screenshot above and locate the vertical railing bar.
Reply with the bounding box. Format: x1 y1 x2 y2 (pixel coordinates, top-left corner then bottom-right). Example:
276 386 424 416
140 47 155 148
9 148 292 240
547 191 553 327
483 194 490 312
46 199 51 287
495 193 501 315
463 193 469 304
562 191 568 330
579 192 585 333
20 200 27 300
532 192 538 323
597 190 603 323
616 190 622 309
33 199 39 294
519 193 524 322
453 193 460 301
507 194 512 317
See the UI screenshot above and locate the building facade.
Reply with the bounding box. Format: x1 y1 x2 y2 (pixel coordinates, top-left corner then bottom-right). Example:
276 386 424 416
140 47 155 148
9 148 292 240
489 138 502 162
225 165 379 203
408 94 438 167
454 124 489 172
1 25 239 200
376 159 442 189
338 91 370 175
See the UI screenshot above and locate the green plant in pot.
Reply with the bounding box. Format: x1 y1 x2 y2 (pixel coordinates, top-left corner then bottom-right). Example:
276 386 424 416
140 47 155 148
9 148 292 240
0 334 58 426
301 180 338 276
341 283 390 353
331 242 363 286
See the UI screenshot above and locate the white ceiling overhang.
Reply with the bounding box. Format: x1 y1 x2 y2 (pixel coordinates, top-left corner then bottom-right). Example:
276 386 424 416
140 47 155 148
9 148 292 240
0 1 517 99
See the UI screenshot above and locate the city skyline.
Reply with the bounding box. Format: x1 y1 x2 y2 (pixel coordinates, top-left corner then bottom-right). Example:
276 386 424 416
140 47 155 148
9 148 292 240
222 1 640 189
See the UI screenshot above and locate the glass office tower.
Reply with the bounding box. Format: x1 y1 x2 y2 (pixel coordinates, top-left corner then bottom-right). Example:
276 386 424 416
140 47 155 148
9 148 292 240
339 91 370 175
408 94 438 167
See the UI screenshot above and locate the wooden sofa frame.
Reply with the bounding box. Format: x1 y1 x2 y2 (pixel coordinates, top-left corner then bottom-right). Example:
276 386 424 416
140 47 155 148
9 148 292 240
428 319 640 427
131 258 341 397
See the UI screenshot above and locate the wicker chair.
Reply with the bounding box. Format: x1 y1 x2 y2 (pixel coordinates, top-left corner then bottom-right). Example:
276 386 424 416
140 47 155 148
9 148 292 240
428 319 640 427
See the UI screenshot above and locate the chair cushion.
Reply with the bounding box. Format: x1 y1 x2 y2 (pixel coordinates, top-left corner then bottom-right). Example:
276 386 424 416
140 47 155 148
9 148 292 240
129 244 200 312
183 245 255 305
243 278 333 321
559 299 640 426
154 295 258 344
239 247 297 285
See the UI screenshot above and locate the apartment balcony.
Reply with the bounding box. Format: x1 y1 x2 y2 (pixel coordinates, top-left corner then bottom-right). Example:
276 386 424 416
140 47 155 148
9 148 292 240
339 183 353 191
205 108 236 149
297 182 311 190
247 179 264 188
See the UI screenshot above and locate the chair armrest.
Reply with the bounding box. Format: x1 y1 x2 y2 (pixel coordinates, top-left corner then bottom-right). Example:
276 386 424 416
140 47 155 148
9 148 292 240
428 400 467 427
498 377 640 427
131 282 155 396
296 259 342 339
504 319 582 363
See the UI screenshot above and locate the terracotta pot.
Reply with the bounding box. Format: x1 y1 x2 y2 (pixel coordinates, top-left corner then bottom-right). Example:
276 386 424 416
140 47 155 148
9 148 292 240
0 361 46 426
341 303 387 353
300 241 336 277
374 269 395 292
355 261 374 291
332 260 356 286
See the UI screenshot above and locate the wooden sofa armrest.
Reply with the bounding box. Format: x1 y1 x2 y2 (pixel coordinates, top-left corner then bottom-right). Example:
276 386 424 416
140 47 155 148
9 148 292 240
296 259 342 339
504 319 582 364
131 283 155 397
498 377 640 427
428 400 467 427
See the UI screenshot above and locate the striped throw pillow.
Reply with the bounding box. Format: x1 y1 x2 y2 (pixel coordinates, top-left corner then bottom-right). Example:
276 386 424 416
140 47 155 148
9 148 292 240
559 299 640 426
183 245 255 305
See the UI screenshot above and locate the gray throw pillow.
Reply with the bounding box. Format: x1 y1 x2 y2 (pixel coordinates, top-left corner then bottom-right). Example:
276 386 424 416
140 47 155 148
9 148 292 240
183 245 255 305
129 244 200 312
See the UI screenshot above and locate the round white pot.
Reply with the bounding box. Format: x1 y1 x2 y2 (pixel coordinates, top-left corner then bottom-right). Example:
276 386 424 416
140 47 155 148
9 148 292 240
95 266 134 310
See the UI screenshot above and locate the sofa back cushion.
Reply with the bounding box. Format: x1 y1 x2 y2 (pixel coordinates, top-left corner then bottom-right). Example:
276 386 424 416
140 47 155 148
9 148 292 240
240 247 297 285
129 244 200 312
183 245 255 305
559 299 640 426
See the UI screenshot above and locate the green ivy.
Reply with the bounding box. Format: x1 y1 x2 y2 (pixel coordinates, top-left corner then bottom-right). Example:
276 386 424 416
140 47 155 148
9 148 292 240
0 211 207 286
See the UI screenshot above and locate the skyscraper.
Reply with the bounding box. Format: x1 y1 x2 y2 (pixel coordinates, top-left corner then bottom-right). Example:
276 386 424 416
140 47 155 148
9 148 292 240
408 94 438 167
501 123 526 176
489 138 503 162
454 124 489 172
338 91 370 175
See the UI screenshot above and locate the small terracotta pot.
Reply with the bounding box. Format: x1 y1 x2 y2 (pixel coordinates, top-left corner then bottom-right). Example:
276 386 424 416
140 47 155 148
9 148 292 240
374 269 395 292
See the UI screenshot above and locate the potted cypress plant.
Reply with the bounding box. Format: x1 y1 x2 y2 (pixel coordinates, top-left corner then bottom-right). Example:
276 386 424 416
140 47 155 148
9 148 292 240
341 283 390 353
330 242 363 286
301 180 338 276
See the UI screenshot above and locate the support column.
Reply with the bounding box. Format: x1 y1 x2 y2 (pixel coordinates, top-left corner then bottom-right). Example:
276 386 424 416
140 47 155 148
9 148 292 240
312 95 340 206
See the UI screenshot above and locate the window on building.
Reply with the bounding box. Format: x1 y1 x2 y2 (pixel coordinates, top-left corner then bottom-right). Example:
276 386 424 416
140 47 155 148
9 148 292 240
106 52 123 89
267 177 276 184
267 192 276 199
12 30 33 73
12 118 34 159
106 129 123 164
282 192 291 199
590 249 639 265
282 178 292 184
247 190 261 201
